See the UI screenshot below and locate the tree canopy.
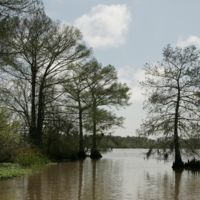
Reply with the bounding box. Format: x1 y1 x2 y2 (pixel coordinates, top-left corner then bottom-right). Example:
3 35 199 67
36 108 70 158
0 1 130 160
140 45 200 168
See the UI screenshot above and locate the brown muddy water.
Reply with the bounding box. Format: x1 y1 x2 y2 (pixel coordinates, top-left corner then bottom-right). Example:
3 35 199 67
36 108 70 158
0 149 200 200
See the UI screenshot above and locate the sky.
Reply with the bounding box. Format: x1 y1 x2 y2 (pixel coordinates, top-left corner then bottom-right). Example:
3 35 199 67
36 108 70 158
43 0 200 136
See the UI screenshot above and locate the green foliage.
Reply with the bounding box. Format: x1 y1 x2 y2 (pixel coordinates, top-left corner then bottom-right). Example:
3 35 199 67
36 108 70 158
0 0 130 160
43 127 79 160
15 149 49 167
0 108 21 162
85 109 124 135
140 45 200 138
0 163 30 180
84 60 130 108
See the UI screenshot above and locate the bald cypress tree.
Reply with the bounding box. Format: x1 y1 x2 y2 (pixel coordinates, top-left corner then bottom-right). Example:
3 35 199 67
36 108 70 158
84 60 130 159
0 12 90 146
140 45 200 169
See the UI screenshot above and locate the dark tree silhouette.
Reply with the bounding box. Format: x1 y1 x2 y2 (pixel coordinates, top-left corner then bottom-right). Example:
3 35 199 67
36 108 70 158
84 60 130 159
0 12 90 146
140 45 200 169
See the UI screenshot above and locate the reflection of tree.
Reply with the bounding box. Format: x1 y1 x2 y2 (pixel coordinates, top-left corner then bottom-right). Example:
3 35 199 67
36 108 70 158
140 170 183 200
138 171 175 199
78 159 123 200
92 160 97 200
27 174 43 200
0 177 28 200
78 161 83 200
174 171 183 200
26 163 81 200
0 158 125 200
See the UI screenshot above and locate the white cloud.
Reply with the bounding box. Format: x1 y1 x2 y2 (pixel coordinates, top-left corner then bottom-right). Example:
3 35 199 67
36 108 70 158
177 35 200 48
117 67 145 103
74 4 131 48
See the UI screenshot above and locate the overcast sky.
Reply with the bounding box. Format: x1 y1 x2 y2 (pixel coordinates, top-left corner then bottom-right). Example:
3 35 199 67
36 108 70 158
43 0 200 136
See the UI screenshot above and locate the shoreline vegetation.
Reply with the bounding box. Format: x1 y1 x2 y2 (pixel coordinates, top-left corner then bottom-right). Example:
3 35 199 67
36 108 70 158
0 162 53 180
0 163 31 180
0 163 46 180
0 149 49 180
1 134 200 180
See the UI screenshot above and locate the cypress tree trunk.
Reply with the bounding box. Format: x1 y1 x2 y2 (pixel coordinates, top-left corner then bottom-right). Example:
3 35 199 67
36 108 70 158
78 105 86 159
92 105 97 150
172 82 184 169
30 68 37 144
90 101 102 159
173 124 184 169
36 84 45 147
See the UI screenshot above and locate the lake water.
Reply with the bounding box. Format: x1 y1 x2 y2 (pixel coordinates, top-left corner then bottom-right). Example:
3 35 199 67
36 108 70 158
0 149 200 200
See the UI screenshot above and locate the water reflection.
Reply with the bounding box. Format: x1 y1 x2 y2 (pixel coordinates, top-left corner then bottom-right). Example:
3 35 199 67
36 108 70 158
92 161 96 200
0 149 200 200
174 171 182 200
78 161 83 200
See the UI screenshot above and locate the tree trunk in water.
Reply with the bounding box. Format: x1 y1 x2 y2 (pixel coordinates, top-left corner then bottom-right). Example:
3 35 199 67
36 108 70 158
173 125 184 169
77 106 86 159
172 83 184 169
90 102 102 159
92 106 97 151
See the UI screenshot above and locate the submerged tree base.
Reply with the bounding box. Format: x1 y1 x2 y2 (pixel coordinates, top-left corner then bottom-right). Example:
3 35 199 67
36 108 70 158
184 158 200 171
172 158 200 171
77 150 87 160
172 161 184 170
90 149 102 160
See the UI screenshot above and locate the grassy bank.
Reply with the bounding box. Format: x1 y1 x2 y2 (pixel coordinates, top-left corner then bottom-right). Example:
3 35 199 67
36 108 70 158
0 150 50 180
0 163 31 180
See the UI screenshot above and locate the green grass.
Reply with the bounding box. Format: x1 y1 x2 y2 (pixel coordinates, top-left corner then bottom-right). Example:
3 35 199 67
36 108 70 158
0 163 31 180
15 151 49 167
0 150 50 180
